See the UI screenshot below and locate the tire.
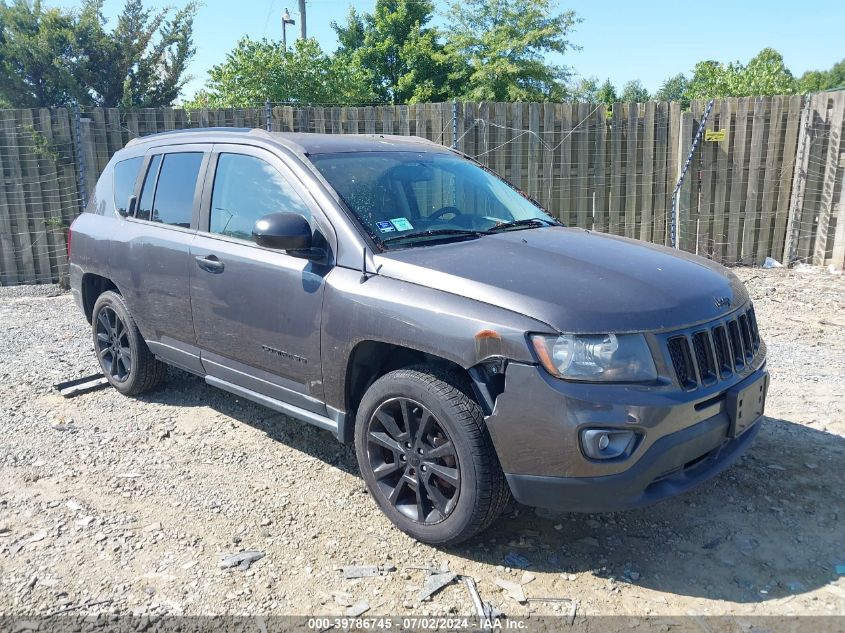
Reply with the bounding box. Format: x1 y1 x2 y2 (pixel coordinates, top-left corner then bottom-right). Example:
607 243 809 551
91 290 167 396
354 365 510 545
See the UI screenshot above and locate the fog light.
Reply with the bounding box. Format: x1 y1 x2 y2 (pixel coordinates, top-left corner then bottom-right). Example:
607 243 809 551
581 429 638 460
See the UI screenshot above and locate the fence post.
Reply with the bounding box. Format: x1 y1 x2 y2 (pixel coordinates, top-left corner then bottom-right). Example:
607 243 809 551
783 97 812 264
670 99 714 249
265 99 272 132
813 91 845 266
72 102 87 213
451 99 458 149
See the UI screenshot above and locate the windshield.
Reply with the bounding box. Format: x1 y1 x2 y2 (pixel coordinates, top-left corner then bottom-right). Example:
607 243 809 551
309 151 556 249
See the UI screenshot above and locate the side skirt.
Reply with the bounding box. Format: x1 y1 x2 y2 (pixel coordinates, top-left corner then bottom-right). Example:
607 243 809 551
205 375 344 440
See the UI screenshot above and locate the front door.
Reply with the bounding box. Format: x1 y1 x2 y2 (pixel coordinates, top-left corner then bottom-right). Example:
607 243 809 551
189 146 332 413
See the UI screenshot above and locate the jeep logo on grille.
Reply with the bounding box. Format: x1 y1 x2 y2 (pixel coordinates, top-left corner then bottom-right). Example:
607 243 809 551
714 296 732 309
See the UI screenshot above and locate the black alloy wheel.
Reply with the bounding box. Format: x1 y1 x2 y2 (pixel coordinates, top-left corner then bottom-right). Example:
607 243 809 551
355 367 510 545
91 290 167 396
95 305 131 382
366 397 461 524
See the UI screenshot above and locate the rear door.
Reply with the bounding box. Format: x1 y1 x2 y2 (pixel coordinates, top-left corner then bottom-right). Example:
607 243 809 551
109 144 210 373
189 144 334 413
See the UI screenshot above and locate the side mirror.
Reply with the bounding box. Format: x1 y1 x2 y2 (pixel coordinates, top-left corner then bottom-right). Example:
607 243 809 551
253 212 323 259
119 194 136 217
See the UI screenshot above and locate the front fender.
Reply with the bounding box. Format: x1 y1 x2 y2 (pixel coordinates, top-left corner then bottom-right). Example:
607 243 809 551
321 266 548 411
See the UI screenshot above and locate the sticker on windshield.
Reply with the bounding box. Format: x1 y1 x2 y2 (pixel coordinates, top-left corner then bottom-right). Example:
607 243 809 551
390 217 414 231
376 220 396 233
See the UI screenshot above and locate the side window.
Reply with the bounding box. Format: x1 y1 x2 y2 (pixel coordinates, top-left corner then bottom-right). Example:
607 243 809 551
151 153 204 228
209 153 311 241
113 156 143 216
136 154 161 221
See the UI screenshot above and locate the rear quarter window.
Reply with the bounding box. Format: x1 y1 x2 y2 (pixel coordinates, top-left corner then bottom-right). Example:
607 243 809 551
113 157 143 216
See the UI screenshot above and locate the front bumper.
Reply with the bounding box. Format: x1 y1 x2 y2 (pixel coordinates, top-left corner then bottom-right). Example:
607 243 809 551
485 356 767 512
506 412 761 512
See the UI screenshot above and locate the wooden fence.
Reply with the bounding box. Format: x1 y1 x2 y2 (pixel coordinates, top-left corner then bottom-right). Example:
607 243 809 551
0 94 843 285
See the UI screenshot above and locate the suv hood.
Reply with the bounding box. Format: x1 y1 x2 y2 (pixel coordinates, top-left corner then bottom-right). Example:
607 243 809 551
374 227 748 333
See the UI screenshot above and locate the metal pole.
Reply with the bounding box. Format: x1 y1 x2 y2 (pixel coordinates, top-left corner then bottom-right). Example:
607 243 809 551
282 8 295 51
265 99 272 132
451 100 458 149
670 98 714 249
73 101 87 213
298 0 306 39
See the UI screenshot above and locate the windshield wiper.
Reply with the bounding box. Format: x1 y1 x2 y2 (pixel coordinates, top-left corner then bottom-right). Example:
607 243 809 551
486 217 560 233
381 228 484 246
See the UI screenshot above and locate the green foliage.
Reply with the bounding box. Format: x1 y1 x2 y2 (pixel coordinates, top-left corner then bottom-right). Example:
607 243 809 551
567 76 599 102
186 37 376 108
687 48 796 99
655 73 689 107
23 123 60 163
797 59 845 93
0 0 197 108
0 0 79 107
595 79 618 107
77 0 197 108
332 7 366 56
620 79 649 103
446 0 580 101
330 0 457 103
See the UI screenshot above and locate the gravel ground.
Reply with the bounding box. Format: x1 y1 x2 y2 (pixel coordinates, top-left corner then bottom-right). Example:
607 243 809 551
0 268 843 618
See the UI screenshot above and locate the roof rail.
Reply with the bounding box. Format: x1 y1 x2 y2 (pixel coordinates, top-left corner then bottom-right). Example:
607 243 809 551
125 127 257 147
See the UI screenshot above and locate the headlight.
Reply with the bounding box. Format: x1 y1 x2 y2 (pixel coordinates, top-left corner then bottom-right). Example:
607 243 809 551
530 333 657 382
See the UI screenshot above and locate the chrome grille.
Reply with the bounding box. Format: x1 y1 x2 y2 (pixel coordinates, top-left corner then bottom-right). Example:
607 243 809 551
665 304 762 390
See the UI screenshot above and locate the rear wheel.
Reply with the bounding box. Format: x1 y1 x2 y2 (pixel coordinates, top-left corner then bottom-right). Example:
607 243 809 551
354 366 510 545
92 291 166 396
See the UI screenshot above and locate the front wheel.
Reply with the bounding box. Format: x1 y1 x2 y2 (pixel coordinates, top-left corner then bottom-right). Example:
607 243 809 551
91 290 166 396
354 366 510 545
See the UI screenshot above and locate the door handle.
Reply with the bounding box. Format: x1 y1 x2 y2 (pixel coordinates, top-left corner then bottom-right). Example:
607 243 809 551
195 255 224 273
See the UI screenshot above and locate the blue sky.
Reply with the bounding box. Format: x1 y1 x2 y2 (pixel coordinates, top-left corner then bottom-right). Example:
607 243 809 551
52 0 845 101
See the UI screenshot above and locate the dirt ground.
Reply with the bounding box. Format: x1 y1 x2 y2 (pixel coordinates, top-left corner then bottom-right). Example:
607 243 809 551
0 268 843 620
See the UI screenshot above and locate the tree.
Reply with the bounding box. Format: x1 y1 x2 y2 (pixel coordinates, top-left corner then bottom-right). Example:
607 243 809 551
0 0 79 107
187 37 375 107
595 79 617 107
331 0 457 103
0 0 197 108
75 0 197 108
798 59 845 93
687 48 796 99
446 0 580 101
655 73 689 107
332 7 366 56
741 48 796 95
395 28 460 103
568 76 599 102
620 79 649 103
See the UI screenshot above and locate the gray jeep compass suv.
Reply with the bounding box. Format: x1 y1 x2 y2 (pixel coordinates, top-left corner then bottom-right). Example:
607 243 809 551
69 128 768 545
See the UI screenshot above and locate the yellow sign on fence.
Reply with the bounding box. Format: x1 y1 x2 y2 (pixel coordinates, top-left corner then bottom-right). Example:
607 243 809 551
705 129 727 142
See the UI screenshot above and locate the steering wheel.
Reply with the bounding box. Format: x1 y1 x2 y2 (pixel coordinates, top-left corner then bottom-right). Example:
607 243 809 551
429 206 463 222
